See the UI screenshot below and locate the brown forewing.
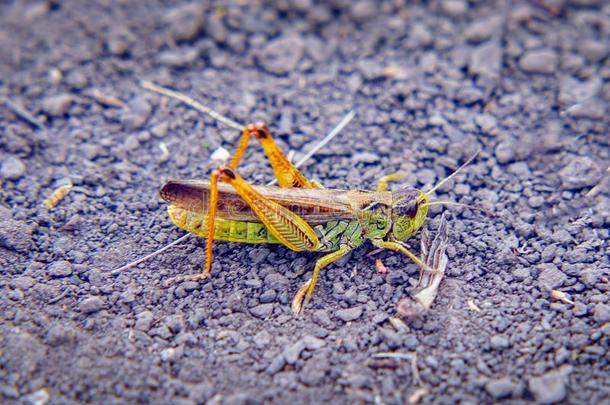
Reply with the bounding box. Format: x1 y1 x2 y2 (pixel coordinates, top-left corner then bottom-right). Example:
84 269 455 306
160 179 382 224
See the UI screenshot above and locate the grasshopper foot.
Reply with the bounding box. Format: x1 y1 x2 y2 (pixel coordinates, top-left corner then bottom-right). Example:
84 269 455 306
163 272 211 288
291 279 312 315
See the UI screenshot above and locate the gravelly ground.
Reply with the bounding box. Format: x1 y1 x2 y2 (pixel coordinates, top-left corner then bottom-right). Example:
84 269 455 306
1 1 609 404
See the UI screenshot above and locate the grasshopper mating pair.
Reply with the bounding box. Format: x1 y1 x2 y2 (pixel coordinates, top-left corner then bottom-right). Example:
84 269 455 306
142 82 476 314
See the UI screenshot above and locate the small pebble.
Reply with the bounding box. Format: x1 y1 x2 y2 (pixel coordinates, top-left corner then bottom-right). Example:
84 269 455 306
250 303 274 318
157 48 200 67
41 94 73 117
528 369 568 404
48 260 73 278
79 296 104 314
442 0 468 16
485 377 513 399
0 156 26 180
256 34 304 75
464 16 502 43
519 49 558 74
135 311 154 331
335 306 363 322
164 2 205 42
592 304 610 324
558 157 603 189
537 263 567 291
490 335 510 350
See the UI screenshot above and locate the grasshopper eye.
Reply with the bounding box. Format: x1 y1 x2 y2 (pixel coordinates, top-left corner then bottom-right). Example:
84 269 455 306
398 200 419 218
392 187 420 218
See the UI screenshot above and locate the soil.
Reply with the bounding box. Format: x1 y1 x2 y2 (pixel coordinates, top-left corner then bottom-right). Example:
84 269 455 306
1 1 608 404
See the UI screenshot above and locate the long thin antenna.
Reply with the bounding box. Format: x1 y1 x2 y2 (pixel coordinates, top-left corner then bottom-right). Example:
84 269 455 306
110 96 355 274
424 150 480 197
110 233 190 275
141 80 245 131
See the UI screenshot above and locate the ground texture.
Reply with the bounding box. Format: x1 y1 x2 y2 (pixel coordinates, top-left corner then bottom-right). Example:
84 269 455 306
0 0 609 404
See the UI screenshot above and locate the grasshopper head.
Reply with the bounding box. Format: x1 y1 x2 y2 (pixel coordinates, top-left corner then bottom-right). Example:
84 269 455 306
391 186 429 241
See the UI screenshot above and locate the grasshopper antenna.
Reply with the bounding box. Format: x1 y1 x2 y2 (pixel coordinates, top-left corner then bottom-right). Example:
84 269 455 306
424 150 480 197
110 92 355 274
141 80 245 131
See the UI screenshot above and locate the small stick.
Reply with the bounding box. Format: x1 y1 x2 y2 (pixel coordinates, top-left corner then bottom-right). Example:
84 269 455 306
1 96 46 130
141 80 245 131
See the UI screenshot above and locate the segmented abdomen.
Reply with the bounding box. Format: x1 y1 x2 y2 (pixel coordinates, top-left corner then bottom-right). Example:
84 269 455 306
168 205 281 244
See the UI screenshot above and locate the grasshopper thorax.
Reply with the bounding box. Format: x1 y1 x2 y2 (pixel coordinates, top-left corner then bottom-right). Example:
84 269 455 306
390 186 429 241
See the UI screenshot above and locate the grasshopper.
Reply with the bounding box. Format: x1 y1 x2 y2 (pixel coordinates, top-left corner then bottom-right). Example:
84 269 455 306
142 82 478 314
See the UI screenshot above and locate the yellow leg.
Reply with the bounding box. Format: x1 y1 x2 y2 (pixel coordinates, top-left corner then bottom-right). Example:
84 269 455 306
230 123 320 189
376 172 405 192
292 245 352 314
371 239 442 275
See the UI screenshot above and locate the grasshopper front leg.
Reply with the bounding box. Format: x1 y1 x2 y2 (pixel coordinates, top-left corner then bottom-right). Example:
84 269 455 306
291 245 353 314
371 239 442 276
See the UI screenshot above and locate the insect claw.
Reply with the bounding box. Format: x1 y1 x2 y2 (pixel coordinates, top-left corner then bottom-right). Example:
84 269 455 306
291 279 311 315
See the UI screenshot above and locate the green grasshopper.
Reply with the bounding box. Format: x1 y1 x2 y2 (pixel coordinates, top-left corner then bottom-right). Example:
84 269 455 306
144 82 477 314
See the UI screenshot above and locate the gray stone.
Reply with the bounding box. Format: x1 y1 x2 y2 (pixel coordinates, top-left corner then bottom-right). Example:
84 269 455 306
410 23 433 48
1 155 26 180
164 2 205 42
335 306 363 322
464 16 502 43
559 75 602 105
353 151 380 164
45 325 76 347
166 314 185 334
106 28 133 56
250 303 274 318
11 276 36 290
253 330 272 348
312 309 334 329
0 207 33 252
537 263 567 291
468 41 502 78
579 39 607 63
442 0 468 16
259 289 276 303
79 296 104 314
256 34 304 75
474 113 497 134
48 260 73 278
157 48 200 67
513 267 531 281
592 303 610 324
528 369 569 404
22 388 49 405
135 310 154 331
485 377 513 399
151 122 169 138
519 49 558 74
559 156 602 189
572 302 588 317
65 70 88 90
350 1 376 21
41 94 73 117
490 335 510 350
283 340 306 364
265 354 285 375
